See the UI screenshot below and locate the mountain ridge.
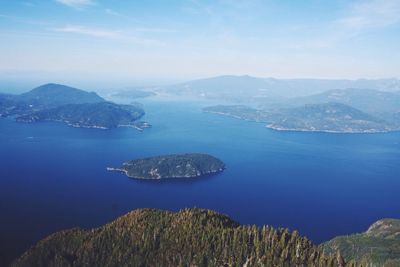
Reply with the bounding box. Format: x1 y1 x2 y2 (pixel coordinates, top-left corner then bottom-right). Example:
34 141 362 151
12 208 348 267
0 83 147 130
323 218 400 266
154 75 400 101
204 102 394 133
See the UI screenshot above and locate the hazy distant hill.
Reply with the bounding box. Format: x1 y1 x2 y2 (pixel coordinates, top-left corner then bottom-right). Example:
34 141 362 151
0 83 105 116
204 103 394 133
155 75 400 101
286 88 400 115
162 75 278 99
323 218 400 266
110 89 156 99
16 83 105 109
12 208 347 267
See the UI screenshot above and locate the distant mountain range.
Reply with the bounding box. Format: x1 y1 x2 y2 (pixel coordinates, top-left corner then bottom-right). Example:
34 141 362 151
153 75 400 100
12 207 400 266
2 78 400 133
0 83 147 130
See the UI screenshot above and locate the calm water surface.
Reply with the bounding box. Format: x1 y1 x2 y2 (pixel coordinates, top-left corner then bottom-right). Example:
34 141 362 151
1 100 399 264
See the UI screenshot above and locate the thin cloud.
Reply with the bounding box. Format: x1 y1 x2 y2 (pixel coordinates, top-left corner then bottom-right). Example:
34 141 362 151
0 14 50 26
21 2 36 7
134 28 176 33
52 25 120 38
50 25 164 46
335 0 400 30
55 0 94 9
104 9 176 33
294 0 400 50
104 8 143 24
105 8 125 17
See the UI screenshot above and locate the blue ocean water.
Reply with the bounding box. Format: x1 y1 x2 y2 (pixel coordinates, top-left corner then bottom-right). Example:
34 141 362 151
0 100 399 263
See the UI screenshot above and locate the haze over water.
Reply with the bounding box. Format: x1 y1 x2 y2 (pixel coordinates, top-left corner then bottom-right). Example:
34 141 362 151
1 99 399 263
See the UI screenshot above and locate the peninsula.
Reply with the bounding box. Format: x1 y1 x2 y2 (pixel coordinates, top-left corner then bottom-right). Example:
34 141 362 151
204 103 396 133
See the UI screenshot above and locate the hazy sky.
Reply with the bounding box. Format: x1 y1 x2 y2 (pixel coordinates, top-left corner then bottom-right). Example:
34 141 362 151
1 0 400 87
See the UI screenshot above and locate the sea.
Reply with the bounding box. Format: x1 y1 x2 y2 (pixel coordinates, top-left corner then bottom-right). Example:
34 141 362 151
1 99 399 264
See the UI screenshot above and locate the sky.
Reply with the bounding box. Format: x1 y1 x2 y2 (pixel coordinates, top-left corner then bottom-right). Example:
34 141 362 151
0 0 400 89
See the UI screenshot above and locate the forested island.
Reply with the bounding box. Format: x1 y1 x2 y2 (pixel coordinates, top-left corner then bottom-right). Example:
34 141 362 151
0 83 149 130
108 153 225 179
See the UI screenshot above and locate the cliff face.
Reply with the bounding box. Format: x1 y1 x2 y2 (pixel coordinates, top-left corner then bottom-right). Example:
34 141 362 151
322 218 400 266
13 208 346 267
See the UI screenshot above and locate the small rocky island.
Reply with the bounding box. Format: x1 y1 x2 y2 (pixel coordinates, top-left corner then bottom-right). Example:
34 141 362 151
108 153 225 179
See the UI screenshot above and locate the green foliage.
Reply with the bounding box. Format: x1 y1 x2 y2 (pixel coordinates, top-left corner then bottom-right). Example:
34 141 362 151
0 83 145 129
16 102 144 129
13 208 352 267
322 218 400 266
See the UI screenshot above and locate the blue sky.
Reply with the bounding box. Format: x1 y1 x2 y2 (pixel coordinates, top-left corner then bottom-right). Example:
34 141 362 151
0 0 400 87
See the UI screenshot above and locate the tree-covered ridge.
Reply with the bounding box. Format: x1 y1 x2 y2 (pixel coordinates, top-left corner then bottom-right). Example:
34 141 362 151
16 102 145 129
17 83 105 109
13 208 351 267
0 83 105 117
110 153 225 179
322 218 400 266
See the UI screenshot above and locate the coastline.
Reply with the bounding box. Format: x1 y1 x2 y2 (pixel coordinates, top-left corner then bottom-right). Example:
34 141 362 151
107 166 225 180
204 110 396 134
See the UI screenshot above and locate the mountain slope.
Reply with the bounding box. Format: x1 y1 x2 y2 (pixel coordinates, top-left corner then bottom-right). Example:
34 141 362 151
17 83 105 109
155 76 400 100
204 103 393 133
266 102 389 133
12 208 346 267
290 88 400 115
323 219 400 266
0 83 105 117
0 84 149 130
16 102 144 129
